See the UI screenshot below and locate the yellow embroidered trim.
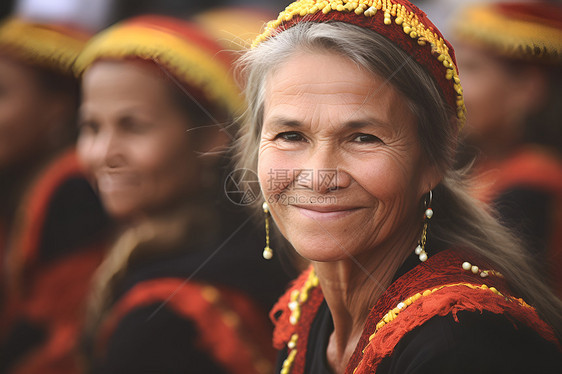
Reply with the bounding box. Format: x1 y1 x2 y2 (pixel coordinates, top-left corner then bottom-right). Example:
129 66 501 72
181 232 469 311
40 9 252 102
252 0 466 127
350 282 533 373
74 24 243 115
454 5 562 62
280 348 298 374
281 268 319 374
0 18 87 74
370 282 527 338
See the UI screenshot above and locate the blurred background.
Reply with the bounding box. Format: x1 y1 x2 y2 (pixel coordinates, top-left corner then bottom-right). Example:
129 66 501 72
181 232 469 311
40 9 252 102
0 0 538 34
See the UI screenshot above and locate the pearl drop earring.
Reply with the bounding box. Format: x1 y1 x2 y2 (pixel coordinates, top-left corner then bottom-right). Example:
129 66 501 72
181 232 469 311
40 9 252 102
263 202 273 260
414 190 433 262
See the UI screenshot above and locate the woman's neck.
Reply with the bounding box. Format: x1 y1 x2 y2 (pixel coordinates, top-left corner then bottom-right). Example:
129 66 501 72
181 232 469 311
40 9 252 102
315 232 417 373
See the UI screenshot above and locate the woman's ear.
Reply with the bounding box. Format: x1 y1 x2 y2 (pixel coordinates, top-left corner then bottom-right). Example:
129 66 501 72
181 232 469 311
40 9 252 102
419 160 443 198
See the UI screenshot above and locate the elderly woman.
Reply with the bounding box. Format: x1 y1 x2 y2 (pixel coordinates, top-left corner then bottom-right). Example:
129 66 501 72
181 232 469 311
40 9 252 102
74 16 286 374
235 0 562 373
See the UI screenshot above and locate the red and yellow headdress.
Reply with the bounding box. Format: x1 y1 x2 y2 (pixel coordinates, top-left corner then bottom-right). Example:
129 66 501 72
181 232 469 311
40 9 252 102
0 17 89 75
252 0 466 128
74 15 243 116
453 2 562 64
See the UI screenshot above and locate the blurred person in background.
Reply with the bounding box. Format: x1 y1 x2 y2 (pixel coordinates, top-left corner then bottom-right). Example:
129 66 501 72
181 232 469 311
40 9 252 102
408 0 503 36
0 17 110 374
452 1 562 299
110 0 285 25
193 6 274 51
75 15 287 374
192 4 298 300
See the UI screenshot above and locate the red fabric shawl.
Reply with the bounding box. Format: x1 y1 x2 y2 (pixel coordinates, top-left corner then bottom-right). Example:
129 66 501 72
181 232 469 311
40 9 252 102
270 250 559 374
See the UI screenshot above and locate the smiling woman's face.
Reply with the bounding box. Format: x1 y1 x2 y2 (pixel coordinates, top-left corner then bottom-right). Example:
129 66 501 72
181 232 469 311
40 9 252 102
78 61 204 221
259 51 439 262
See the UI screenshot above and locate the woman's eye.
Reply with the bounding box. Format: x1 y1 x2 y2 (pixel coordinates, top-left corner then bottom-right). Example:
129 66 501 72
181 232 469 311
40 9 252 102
352 133 382 143
121 117 150 134
276 131 306 142
78 120 99 134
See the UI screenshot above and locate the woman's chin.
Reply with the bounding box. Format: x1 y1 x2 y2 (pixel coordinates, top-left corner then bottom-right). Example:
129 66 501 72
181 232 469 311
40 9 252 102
290 237 359 263
101 197 140 222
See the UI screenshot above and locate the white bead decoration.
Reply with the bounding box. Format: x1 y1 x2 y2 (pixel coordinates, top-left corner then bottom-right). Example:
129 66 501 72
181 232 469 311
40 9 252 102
419 252 428 262
263 247 273 260
462 261 500 279
425 208 433 219
415 245 423 255
288 301 298 311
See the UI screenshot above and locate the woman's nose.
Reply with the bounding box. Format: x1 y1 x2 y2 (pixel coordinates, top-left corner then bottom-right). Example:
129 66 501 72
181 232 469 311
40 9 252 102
294 147 352 193
93 130 124 168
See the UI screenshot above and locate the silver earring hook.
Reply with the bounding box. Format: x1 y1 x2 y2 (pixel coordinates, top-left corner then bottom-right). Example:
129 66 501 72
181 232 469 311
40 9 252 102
425 190 433 209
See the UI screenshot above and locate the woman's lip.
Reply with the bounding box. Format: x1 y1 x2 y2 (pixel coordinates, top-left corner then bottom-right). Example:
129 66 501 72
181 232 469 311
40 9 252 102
292 204 361 220
292 204 358 212
96 172 140 191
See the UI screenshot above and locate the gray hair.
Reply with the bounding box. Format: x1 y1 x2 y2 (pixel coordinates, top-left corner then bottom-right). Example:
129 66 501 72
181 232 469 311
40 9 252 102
234 22 562 339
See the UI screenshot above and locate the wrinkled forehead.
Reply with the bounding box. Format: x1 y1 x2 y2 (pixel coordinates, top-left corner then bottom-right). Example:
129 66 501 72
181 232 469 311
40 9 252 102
263 50 415 135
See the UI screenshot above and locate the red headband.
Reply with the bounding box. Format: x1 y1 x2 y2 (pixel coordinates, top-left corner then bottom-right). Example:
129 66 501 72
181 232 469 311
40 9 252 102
253 0 466 129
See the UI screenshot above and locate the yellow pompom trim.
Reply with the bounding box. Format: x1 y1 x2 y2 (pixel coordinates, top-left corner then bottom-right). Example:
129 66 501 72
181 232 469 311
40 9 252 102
454 4 562 63
0 18 87 74
74 24 243 116
252 0 466 128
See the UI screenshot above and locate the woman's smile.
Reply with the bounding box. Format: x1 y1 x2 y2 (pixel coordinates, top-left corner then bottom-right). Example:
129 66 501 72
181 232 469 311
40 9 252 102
96 171 141 192
291 203 362 220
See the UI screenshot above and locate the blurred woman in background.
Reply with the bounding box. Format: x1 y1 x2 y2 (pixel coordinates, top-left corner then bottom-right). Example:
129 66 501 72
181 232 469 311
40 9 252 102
0 18 110 374
75 15 286 374
453 1 562 298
